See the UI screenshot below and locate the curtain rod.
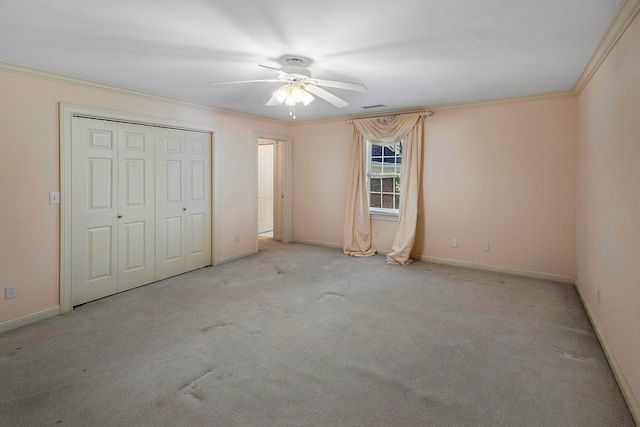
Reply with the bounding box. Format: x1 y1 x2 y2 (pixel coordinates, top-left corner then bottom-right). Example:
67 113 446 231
347 110 434 124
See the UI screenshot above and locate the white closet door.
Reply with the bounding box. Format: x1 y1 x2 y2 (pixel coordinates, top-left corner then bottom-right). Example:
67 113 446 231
71 119 211 304
185 131 211 271
155 128 187 280
72 118 119 305
117 123 155 291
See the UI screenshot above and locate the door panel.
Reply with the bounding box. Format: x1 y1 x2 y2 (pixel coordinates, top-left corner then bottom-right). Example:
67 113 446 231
155 128 187 280
117 124 155 291
189 213 205 254
186 131 211 270
165 216 183 260
72 118 119 305
123 221 146 271
87 226 114 280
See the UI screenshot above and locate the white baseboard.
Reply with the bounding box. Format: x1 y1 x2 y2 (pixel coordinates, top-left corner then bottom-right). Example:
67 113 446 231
290 241 574 284
219 249 258 265
293 239 399 257
418 255 576 284
574 278 640 425
292 238 343 250
0 306 60 334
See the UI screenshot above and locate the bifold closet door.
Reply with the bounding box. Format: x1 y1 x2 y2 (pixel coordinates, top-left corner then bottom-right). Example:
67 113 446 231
155 129 211 281
117 123 156 291
71 118 155 305
185 131 211 271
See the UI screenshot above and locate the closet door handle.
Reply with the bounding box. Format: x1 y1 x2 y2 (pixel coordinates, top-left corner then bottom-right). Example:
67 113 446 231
182 208 187 211
117 215 123 219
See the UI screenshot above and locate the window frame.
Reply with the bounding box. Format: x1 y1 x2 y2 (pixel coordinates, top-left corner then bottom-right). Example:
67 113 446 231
366 140 402 219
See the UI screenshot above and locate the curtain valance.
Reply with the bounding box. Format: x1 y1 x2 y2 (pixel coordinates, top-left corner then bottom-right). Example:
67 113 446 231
352 112 423 145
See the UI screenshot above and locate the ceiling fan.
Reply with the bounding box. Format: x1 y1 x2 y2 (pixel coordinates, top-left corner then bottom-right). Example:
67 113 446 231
210 57 367 117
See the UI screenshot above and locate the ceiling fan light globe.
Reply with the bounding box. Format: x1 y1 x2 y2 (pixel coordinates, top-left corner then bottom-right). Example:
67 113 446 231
290 86 305 102
273 85 290 103
301 91 314 105
284 95 297 106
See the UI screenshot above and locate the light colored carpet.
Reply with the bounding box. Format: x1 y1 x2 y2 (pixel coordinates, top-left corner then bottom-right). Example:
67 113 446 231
0 240 634 426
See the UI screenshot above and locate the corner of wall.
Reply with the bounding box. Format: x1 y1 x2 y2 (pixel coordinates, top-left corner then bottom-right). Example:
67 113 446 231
574 278 640 424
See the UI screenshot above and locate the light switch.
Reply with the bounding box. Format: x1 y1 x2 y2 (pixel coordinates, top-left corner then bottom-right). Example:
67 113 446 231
49 192 60 204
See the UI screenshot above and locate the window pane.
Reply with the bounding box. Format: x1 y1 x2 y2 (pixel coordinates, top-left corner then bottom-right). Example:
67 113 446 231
382 194 394 209
371 157 382 173
370 178 381 192
383 146 395 157
367 140 403 212
370 193 381 208
382 177 394 192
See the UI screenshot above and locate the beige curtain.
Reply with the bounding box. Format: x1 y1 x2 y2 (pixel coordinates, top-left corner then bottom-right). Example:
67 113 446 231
343 112 427 265
343 127 376 257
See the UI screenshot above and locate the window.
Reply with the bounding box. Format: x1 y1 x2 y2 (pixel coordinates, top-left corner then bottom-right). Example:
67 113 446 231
367 140 402 214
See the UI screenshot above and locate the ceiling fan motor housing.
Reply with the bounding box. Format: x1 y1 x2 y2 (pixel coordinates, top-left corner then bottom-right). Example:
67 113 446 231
280 66 312 79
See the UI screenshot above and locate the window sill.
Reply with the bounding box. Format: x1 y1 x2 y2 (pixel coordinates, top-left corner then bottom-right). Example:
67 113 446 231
370 210 399 222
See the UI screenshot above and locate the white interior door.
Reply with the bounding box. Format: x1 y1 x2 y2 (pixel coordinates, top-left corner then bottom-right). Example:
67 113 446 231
117 124 155 291
155 128 187 281
258 144 274 234
72 118 119 305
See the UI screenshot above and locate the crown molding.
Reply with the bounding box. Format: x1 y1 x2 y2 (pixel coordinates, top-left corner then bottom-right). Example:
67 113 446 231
288 90 576 126
573 0 640 95
0 60 291 126
427 90 575 112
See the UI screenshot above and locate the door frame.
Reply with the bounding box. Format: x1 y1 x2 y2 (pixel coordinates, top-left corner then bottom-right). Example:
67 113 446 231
253 132 292 253
59 103 217 314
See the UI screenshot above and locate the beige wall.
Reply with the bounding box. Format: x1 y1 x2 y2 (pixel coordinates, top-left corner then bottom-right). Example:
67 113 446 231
0 69 289 323
290 121 353 246
576 11 640 413
420 98 576 276
291 97 577 277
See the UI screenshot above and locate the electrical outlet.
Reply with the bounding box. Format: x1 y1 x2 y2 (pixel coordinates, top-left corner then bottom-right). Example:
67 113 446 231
483 242 490 251
374 230 380 238
452 238 458 248
5 285 18 300
597 289 601 304
234 234 240 243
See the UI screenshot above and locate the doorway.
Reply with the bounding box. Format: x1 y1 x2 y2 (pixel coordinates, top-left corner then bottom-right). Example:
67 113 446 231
253 133 291 253
254 134 291 253
258 142 275 238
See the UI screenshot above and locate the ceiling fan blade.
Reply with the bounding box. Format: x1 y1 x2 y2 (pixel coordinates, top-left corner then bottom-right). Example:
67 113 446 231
258 64 281 72
209 79 280 85
266 96 280 106
304 85 349 108
258 64 295 80
310 79 368 92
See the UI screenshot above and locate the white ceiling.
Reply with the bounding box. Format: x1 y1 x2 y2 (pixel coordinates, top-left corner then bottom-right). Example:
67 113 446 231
0 0 624 121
